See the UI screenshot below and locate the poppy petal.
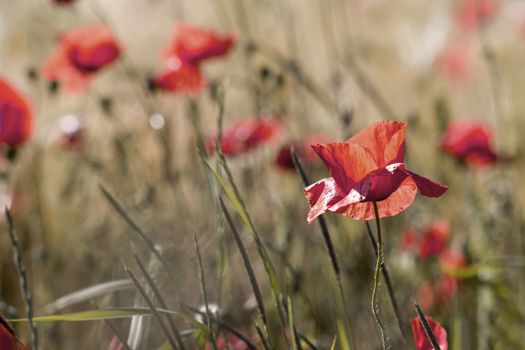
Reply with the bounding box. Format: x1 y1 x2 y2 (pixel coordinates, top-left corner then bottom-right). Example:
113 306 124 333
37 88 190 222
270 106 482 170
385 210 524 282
359 163 409 202
348 120 407 168
62 25 121 73
405 170 448 197
0 78 33 146
162 22 235 66
153 62 205 96
410 316 448 350
338 177 417 221
311 142 375 190
305 177 348 224
0 317 26 350
41 48 92 93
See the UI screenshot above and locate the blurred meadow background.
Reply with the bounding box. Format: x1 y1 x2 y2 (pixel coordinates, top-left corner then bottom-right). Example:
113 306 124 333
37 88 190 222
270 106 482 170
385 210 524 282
0 0 524 349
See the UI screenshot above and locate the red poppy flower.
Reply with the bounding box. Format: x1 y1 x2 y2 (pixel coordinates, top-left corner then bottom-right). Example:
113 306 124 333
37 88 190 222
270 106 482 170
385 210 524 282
454 0 498 33
441 120 501 168
152 61 204 96
0 318 26 350
57 114 84 152
410 316 448 350
42 24 121 93
304 121 447 223
161 22 235 66
0 78 33 147
275 134 330 170
208 117 282 157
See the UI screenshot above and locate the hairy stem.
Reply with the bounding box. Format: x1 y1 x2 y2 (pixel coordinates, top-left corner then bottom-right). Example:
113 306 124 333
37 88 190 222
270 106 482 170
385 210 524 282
371 202 387 349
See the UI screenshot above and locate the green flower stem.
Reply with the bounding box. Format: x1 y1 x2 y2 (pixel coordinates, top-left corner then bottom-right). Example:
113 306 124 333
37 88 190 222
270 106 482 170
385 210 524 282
372 202 387 349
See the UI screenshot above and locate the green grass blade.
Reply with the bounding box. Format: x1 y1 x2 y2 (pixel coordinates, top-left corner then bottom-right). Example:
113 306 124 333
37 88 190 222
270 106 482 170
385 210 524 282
337 319 351 350
40 279 134 314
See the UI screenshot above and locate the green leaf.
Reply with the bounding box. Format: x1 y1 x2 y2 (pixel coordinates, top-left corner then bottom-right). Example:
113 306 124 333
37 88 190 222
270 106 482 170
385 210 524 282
9 308 155 322
337 319 351 350
329 335 337 350
40 279 134 314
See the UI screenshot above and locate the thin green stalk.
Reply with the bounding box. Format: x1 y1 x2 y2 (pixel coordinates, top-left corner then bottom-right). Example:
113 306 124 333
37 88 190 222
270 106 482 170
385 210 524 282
5 209 38 350
206 158 288 339
193 233 218 350
133 255 186 350
124 264 179 350
99 185 176 283
365 221 406 341
219 198 269 331
371 202 387 350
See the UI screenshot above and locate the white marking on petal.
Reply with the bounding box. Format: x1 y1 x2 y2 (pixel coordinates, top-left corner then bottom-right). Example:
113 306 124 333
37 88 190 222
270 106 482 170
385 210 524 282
329 188 365 212
386 162 403 173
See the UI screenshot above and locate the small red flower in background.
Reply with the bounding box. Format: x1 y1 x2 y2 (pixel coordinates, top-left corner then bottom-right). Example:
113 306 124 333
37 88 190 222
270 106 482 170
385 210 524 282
161 22 235 66
0 318 26 350
402 220 450 259
441 120 502 168
417 248 467 311
454 0 498 33
434 44 473 82
304 121 447 223
42 24 121 93
153 22 235 95
57 114 84 152
208 117 281 157
153 61 204 96
410 316 448 350
440 248 467 273
419 221 449 258
275 134 330 171
0 78 33 147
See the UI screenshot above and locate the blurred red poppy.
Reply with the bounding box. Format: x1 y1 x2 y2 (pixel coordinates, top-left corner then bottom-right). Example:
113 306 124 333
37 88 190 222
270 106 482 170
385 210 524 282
454 0 498 33
161 22 235 66
304 121 447 223
0 318 26 350
410 316 448 350
0 78 33 147
417 275 460 312
440 248 467 272
153 22 235 95
275 134 330 171
441 120 501 168
208 117 281 157
152 61 204 96
42 24 121 93
434 44 472 82
403 220 450 259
